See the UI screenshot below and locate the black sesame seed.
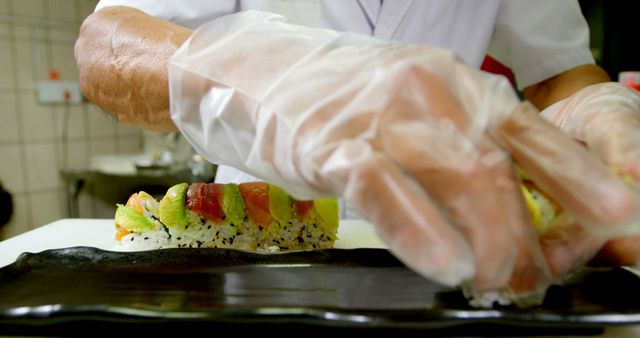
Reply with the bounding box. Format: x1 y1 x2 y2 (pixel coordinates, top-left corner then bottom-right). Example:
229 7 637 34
229 238 234 245
144 237 149 240
297 236 304 243
215 231 219 236
130 237 134 241
207 225 211 229
177 237 182 240
185 225 189 229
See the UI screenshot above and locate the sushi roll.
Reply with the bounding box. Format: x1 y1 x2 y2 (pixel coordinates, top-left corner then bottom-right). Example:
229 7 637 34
518 168 573 236
467 166 638 308
114 182 339 252
518 165 640 236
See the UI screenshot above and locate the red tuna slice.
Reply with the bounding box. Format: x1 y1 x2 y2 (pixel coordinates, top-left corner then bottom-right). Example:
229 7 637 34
293 200 314 219
238 182 271 229
201 183 225 223
186 183 225 223
186 183 205 211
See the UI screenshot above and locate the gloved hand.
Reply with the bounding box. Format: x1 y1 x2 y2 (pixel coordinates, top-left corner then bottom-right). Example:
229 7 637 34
169 11 640 299
541 83 640 272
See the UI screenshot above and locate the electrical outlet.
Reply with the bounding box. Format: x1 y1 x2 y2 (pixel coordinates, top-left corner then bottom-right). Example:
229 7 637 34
37 80 82 104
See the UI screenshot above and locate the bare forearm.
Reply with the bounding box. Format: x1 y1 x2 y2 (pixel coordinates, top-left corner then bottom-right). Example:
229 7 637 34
75 6 192 131
524 64 611 110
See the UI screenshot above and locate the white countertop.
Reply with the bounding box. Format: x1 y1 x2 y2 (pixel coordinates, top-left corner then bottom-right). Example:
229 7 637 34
0 219 117 268
0 219 638 337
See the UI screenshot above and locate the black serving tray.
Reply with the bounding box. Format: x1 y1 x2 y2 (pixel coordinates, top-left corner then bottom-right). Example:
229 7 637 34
1 247 639 336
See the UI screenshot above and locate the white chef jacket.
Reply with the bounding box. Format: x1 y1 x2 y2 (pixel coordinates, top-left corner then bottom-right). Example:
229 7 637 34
95 0 595 218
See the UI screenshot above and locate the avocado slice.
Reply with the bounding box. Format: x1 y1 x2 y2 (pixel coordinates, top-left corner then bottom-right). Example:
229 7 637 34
520 184 542 232
222 184 245 225
268 184 292 225
115 204 154 232
159 183 189 228
314 197 339 233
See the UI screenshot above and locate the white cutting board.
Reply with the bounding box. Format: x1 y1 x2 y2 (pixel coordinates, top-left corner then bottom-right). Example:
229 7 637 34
0 218 386 268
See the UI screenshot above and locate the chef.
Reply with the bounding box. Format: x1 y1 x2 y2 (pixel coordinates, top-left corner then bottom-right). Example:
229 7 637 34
75 0 640 301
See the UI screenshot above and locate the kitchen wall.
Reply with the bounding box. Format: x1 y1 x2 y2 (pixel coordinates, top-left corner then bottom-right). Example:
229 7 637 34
0 0 144 239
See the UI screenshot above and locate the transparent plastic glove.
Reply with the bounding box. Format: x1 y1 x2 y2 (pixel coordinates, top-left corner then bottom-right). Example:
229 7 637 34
541 83 640 272
169 11 638 296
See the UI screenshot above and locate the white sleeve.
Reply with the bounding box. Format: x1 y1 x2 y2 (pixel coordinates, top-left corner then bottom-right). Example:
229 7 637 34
94 0 238 29
487 0 595 90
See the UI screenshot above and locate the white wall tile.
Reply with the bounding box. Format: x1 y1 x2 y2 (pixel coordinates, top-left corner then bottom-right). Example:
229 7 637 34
10 0 45 18
0 0 8 14
50 42 78 80
0 39 15 90
0 144 26 194
87 106 117 138
89 138 115 156
13 25 31 39
14 37 49 84
11 26 46 41
14 39 35 89
63 140 89 170
49 29 78 43
20 93 56 141
55 104 86 139
30 189 63 228
117 136 142 154
116 124 143 137
0 92 19 142
24 142 60 190
78 0 97 23
46 0 77 23
0 194 31 240
0 23 9 39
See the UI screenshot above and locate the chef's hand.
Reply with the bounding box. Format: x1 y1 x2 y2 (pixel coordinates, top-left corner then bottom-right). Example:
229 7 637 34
169 11 640 299
541 82 640 272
